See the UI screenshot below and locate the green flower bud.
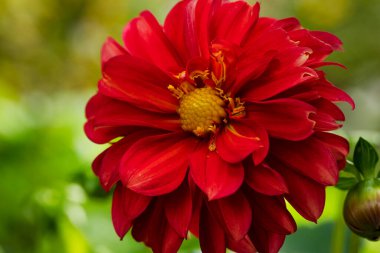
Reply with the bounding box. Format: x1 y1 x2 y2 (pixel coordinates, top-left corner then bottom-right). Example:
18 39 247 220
343 178 380 241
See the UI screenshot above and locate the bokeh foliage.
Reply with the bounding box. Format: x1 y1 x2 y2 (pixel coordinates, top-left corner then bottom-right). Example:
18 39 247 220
0 0 379 252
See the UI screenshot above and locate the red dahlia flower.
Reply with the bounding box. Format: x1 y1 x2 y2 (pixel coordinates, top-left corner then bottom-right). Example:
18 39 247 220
85 0 355 252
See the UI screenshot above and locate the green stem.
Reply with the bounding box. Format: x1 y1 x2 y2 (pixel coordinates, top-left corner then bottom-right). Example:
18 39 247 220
348 233 360 253
331 190 346 253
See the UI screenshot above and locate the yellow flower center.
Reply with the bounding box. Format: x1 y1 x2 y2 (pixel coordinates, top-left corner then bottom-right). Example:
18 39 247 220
177 87 226 137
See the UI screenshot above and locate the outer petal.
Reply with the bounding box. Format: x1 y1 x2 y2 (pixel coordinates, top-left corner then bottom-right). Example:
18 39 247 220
164 0 215 61
100 55 178 113
208 190 252 241
227 236 256 253
314 132 349 169
120 133 197 196
271 160 326 222
199 204 226 253
246 99 316 141
190 144 244 200
122 11 183 73
210 1 259 45
271 136 339 185
216 122 263 163
86 93 181 134
101 37 128 69
242 66 318 101
249 223 286 253
132 200 183 253
92 130 152 191
112 183 151 239
249 193 296 234
164 181 192 238
245 163 288 196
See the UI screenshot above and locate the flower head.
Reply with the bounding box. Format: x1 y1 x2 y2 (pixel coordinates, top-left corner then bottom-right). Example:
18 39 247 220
344 179 380 241
85 0 354 252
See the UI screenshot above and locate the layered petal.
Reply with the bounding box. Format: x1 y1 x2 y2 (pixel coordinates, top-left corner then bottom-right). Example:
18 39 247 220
101 37 128 69
112 183 151 239
190 144 244 200
245 163 288 196
271 136 339 185
86 93 181 134
216 122 263 163
123 11 183 73
199 204 226 253
208 191 252 241
100 55 178 113
209 1 260 45
247 99 316 141
120 133 197 196
92 130 153 191
271 160 326 222
164 181 192 238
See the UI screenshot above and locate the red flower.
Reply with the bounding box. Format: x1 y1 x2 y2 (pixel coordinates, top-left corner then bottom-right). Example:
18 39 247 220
85 1 355 252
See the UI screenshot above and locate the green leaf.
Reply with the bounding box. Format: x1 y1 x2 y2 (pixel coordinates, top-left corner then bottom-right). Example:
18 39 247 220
353 137 379 179
336 177 359 190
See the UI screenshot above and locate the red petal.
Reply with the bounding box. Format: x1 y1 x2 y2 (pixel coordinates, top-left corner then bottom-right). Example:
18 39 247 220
243 67 318 101
271 136 339 185
100 55 178 113
289 29 334 64
310 31 343 51
92 131 150 191
216 122 263 163
245 163 288 196
249 223 286 253
164 0 215 61
190 145 244 200
227 236 256 253
250 193 296 234
132 200 183 253
271 160 326 222
164 181 192 238
315 84 355 109
199 204 226 253
210 1 259 45
86 93 181 134
309 98 345 131
101 37 127 69
112 183 151 239
120 133 197 196
314 132 349 169
208 191 252 241
122 11 183 73
247 99 316 141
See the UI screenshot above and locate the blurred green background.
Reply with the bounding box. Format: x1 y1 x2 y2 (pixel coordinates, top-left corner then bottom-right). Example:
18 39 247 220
0 0 379 252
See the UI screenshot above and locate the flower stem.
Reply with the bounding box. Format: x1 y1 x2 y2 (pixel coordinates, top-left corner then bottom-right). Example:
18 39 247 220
348 233 361 253
331 190 346 253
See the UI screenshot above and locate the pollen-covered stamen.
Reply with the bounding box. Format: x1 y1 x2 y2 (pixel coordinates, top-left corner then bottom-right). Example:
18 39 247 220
176 87 226 137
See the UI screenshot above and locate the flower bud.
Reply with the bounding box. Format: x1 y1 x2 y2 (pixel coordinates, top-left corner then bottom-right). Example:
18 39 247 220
343 178 380 241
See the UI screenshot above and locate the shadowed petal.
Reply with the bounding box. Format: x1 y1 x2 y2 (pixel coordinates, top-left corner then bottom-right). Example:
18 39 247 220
112 183 151 239
208 191 252 241
245 163 288 196
199 204 226 253
120 133 197 196
164 181 192 238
